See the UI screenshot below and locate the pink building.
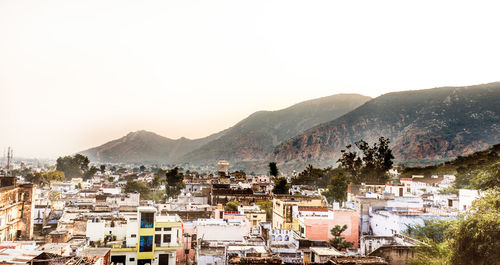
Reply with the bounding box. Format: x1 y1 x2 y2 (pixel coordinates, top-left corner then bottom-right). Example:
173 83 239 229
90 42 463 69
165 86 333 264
293 206 360 248
176 222 196 263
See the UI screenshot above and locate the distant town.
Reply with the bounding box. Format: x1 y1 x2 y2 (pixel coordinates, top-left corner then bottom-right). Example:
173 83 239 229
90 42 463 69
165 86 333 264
0 139 497 265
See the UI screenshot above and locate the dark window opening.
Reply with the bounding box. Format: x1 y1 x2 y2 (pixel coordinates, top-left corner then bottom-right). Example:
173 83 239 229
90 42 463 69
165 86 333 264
140 212 154 228
139 236 153 252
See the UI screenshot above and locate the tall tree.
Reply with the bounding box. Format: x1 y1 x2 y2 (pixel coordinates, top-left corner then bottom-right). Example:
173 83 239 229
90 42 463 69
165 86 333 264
269 162 279 178
338 137 394 184
322 170 349 203
166 167 185 199
272 177 289 194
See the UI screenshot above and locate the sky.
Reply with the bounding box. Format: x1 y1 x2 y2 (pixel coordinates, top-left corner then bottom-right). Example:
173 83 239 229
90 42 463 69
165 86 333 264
1 0 499 158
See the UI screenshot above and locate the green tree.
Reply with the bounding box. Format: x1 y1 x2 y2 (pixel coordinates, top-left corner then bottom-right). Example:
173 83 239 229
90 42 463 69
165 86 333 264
56 154 94 179
292 165 333 188
26 170 65 186
338 137 394 184
406 219 452 244
322 170 348 203
100 165 106 173
406 219 454 265
269 162 279 178
256 200 273 220
151 175 161 189
471 162 500 190
124 181 151 199
447 189 500 265
225 201 240 211
329 225 354 250
166 167 185 199
272 177 289 194
83 166 98 180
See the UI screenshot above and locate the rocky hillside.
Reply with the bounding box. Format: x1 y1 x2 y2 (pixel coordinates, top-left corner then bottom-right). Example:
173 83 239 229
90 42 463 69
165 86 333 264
179 94 371 163
270 82 500 169
80 94 370 163
80 130 226 163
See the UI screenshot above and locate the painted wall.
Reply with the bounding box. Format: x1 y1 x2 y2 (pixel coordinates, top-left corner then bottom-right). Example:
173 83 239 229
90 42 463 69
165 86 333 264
303 210 360 248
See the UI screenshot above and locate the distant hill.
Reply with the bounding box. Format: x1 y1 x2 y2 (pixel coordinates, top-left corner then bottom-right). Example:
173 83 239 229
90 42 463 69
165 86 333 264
80 130 226 163
180 94 371 163
270 82 500 170
80 94 371 164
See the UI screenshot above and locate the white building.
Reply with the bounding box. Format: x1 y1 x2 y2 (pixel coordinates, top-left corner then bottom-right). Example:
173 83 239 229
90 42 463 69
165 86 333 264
459 189 482 212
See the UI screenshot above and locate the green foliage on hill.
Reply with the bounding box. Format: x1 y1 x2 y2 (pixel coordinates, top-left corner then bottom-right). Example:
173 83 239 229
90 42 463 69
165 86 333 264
401 143 500 190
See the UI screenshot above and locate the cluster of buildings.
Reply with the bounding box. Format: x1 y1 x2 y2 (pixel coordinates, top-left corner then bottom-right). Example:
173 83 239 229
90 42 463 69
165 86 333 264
0 160 484 265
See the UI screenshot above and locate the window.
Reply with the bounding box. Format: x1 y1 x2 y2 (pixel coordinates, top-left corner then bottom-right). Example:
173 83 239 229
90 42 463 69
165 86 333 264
131 234 136 238
164 227 171 231
155 234 161 246
139 236 153 252
155 228 161 231
140 212 154 228
129 258 135 261
163 234 171 243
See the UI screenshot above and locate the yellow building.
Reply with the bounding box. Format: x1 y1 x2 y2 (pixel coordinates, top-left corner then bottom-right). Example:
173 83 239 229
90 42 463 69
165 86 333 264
110 207 183 265
272 195 326 230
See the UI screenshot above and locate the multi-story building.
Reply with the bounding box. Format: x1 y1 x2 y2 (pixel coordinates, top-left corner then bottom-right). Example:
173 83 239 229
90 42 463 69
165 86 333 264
0 177 35 241
292 206 360 248
108 207 183 265
272 195 326 230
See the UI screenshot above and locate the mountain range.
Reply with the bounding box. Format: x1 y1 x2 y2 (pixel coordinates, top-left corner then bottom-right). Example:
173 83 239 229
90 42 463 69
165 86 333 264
81 94 371 164
80 82 500 172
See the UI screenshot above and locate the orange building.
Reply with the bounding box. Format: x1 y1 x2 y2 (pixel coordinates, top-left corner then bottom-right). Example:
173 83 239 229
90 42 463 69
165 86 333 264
292 206 360 248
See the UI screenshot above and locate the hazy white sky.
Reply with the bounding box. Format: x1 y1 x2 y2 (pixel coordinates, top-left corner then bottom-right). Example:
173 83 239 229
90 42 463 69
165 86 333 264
1 0 499 158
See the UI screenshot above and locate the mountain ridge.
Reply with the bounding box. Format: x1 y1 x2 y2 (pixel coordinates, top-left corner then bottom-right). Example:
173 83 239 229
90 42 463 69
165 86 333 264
80 93 371 163
269 82 500 169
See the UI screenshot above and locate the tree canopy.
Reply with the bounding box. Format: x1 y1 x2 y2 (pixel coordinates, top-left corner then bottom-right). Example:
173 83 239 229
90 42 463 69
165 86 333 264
407 189 500 265
224 201 240 211
447 189 500 265
272 177 289 195
56 154 97 180
165 167 185 199
291 164 333 188
322 170 349 203
329 225 354 250
338 137 394 184
269 162 279 178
